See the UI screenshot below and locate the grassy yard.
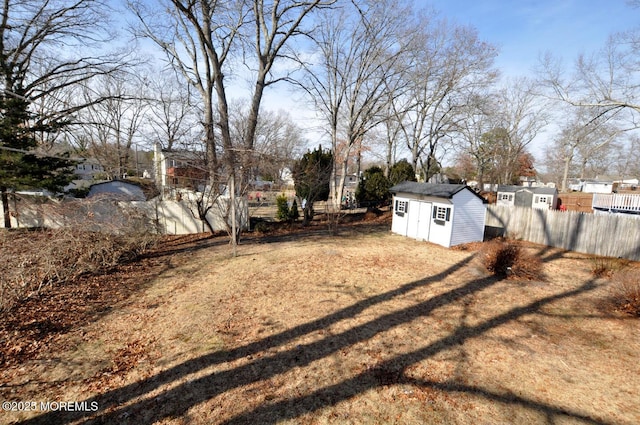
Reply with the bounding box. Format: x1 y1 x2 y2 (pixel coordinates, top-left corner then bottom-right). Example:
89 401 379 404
1 222 639 424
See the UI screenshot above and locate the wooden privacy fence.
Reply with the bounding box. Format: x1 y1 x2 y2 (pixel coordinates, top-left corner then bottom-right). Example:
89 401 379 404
485 205 640 261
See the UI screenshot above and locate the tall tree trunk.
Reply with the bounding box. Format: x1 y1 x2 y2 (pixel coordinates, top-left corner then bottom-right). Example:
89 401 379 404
243 77 266 183
384 139 393 178
203 94 218 188
1 188 10 228
477 167 485 192
355 139 362 184
562 154 572 192
335 157 349 210
411 149 420 181
328 115 339 209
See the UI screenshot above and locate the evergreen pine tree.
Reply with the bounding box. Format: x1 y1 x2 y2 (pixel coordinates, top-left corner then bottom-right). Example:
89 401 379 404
0 87 75 227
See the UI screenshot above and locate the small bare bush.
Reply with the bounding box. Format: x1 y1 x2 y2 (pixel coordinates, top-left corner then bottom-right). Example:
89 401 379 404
0 228 157 312
0 198 162 311
253 221 270 234
481 238 543 280
590 256 629 278
608 268 640 316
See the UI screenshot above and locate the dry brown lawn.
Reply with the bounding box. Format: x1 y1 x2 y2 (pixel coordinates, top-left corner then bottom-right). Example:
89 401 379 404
1 222 639 425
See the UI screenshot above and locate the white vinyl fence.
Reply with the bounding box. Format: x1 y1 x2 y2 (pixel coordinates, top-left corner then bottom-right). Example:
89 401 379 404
592 193 640 213
485 205 640 261
0 195 248 235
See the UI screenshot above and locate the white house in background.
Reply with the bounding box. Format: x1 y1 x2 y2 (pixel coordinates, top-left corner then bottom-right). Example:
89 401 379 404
496 185 558 210
572 177 639 194
582 180 617 194
74 158 104 180
154 143 206 193
389 181 487 248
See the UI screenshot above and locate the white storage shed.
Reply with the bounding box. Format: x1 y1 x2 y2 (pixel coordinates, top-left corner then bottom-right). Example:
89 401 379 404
496 185 558 210
390 182 487 248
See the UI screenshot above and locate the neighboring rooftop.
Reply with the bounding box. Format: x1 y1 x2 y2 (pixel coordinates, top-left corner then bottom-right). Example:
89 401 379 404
497 185 557 195
390 181 486 202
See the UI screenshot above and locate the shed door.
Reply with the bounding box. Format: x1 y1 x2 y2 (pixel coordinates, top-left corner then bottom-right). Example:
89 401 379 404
407 200 431 241
515 191 533 207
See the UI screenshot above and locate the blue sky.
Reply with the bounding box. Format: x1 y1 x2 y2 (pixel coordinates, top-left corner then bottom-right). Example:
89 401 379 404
428 0 639 77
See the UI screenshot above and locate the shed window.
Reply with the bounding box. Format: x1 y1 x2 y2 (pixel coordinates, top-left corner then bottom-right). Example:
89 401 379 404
500 193 513 201
535 196 548 204
432 206 451 224
394 200 408 216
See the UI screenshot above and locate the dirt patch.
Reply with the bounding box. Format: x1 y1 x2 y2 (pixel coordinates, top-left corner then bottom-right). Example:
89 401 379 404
1 223 638 425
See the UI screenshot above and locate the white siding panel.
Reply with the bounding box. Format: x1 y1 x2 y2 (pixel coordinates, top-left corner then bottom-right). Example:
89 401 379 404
450 190 486 246
391 195 410 236
428 202 453 247
406 200 431 241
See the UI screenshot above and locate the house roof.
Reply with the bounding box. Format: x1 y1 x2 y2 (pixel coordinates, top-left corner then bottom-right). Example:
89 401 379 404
87 179 153 201
497 185 557 195
390 181 487 202
496 185 521 193
530 187 558 195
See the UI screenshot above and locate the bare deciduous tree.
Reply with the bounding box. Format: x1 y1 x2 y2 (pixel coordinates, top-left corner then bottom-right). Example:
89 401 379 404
0 0 129 227
538 21 640 187
391 16 498 182
297 0 412 208
73 73 149 179
454 92 496 188
544 107 622 191
540 33 640 119
490 77 548 185
147 71 200 152
228 101 306 186
129 0 333 253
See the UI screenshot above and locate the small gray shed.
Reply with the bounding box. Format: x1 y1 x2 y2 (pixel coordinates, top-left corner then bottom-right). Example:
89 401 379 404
389 182 487 248
496 185 558 209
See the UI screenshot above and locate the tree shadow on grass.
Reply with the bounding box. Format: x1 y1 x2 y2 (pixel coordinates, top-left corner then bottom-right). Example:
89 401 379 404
20 246 619 425
220 278 607 425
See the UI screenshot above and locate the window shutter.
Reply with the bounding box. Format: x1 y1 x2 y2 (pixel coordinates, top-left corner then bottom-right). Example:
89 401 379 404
432 206 437 219
445 208 451 221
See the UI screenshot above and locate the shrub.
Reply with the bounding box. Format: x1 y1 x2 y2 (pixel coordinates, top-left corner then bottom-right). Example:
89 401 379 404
481 238 543 280
275 194 299 222
608 268 640 316
275 194 290 221
253 221 269 234
355 166 391 208
290 199 300 221
0 228 158 312
590 256 628 278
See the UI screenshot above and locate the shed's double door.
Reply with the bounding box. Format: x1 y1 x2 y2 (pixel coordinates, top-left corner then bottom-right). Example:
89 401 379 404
406 200 431 241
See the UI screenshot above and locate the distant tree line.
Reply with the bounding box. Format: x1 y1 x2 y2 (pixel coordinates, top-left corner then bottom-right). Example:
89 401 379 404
4 0 640 241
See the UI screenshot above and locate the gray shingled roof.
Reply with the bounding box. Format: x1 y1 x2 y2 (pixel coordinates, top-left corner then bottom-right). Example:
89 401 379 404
497 185 557 195
390 181 486 202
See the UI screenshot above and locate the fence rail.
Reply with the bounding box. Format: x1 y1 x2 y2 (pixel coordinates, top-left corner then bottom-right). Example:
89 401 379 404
485 205 640 261
592 193 640 212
